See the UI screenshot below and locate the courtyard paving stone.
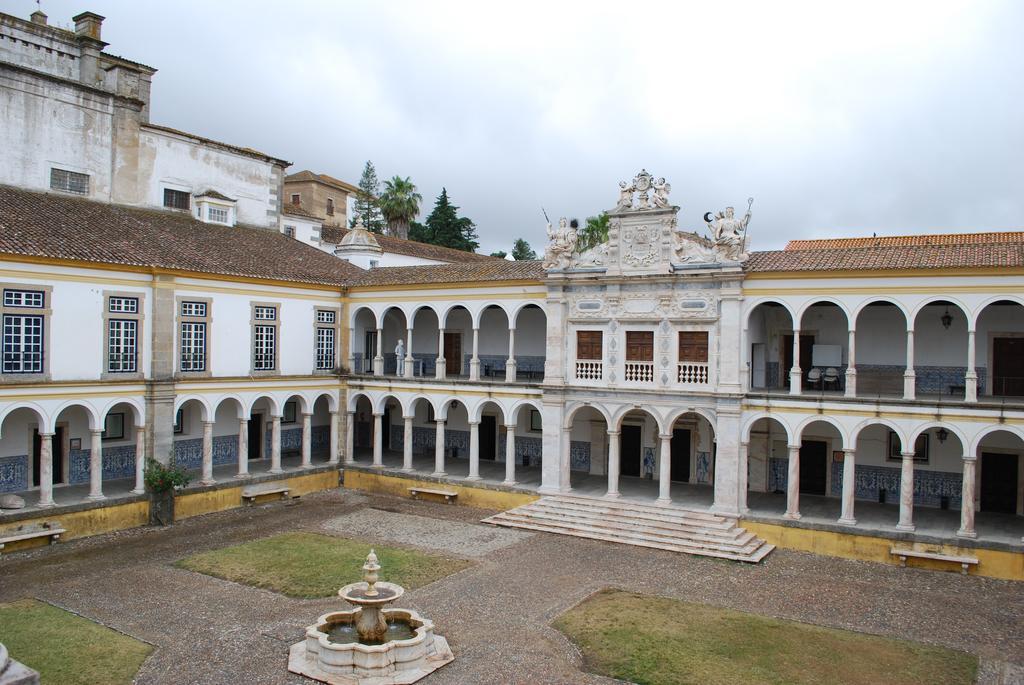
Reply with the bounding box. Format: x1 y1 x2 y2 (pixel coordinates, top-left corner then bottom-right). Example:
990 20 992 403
0 488 1020 684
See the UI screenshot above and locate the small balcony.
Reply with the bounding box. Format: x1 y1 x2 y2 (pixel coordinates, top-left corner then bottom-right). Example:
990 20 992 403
624 361 654 383
677 361 709 385
575 360 603 381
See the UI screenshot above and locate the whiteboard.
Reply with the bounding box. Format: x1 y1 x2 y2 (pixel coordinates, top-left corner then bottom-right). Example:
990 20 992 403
812 344 842 367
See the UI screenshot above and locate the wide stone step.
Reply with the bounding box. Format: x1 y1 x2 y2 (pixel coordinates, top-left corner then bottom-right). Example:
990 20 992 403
491 510 759 552
526 498 736 532
505 505 752 544
486 516 774 563
546 494 732 524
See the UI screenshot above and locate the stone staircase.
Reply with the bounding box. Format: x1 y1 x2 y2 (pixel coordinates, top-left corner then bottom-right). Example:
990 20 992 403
482 495 774 563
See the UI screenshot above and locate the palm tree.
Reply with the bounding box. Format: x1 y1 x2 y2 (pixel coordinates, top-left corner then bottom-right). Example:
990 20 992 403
378 176 422 240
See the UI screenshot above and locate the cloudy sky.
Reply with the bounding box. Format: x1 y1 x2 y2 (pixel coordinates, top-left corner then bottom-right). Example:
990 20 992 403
7 1 1023 253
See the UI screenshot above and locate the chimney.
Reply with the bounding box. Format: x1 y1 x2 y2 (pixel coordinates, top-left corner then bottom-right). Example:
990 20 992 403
30 10 48 25
72 11 104 41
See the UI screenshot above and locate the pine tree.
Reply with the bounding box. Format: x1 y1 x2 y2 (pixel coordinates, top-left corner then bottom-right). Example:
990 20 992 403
350 160 386 233
490 250 508 258
418 188 480 252
511 238 537 260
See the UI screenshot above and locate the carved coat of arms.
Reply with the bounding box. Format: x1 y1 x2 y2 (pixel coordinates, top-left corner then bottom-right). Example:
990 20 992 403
622 224 658 266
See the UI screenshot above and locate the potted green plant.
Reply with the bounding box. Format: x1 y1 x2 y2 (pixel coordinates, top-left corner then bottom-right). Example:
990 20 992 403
145 456 191 525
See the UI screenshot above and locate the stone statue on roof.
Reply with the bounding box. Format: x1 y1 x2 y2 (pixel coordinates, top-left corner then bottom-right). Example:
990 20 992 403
704 197 753 262
542 217 578 270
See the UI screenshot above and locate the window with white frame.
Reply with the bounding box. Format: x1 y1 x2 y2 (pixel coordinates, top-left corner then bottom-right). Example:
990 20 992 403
107 319 138 373
108 296 139 314
2 288 46 375
179 300 209 373
316 327 335 370
208 206 230 224
50 168 89 195
316 310 336 324
254 306 276 321
254 324 276 370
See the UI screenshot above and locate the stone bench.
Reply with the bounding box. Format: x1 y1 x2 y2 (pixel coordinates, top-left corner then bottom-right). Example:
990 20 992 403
0 522 66 553
408 487 458 504
890 547 979 574
241 485 291 506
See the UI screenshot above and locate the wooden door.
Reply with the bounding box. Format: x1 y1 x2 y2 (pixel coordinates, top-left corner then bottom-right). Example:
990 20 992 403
620 425 642 477
444 332 462 375
248 413 262 460
981 452 1018 513
671 429 690 482
480 415 496 460
32 426 65 486
799 440 828 495
782 334 815 389
992 338 1024 396
625 331 653 361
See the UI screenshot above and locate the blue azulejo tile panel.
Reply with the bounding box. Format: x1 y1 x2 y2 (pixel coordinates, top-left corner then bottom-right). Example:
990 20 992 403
695 451 711 483
570 440 591 472
174 438 203 469
389 425 404 450
768 457 787 493
411 353 436 376
212 435 237 466
0 455 28 492
838 462 962 508
444 429 469 457
498 434 543 466
69 447 136 484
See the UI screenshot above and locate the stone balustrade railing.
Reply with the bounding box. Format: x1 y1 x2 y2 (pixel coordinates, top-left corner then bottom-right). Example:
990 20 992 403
678 361 709 384
624 361 655 383
575 360 603 381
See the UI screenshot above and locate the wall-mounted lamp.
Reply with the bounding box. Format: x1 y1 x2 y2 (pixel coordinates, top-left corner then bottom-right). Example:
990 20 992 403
936 427 949 444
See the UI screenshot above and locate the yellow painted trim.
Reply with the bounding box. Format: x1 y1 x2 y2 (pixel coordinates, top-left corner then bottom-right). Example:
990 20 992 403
740 402 1024 425
343 469 538 510
348 280 544 294
744 284 1024 296
742 520 1023 581
0 500 149 548
744 267 1024 280
0 265 151 288
175 470 339 519
0 388 148 402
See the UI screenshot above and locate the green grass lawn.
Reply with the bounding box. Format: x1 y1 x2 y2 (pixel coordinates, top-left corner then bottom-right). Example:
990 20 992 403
553 590 977 685
176 531 472 598
0 598 152 685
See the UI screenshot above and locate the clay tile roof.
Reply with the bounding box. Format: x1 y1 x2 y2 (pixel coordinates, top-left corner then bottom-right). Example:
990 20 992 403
284 170 360 195
0 185 362 287
747 230 1024 273
196 189 234 202
350 260 545 287
282 204 319 219
320 225 500 264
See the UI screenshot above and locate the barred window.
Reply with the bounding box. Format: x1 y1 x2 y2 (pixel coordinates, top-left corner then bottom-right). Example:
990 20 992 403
316 327 335 370
254 306 276 321
180 301 207 318
316 310 336 324
283 225 296 238
2 314 43 373
208 206 229 223
108 296 139 314
253 325 276 370
180 321 206 372
107 319 138 372
50 168 89 195
3 289 44 308
163 188 191 210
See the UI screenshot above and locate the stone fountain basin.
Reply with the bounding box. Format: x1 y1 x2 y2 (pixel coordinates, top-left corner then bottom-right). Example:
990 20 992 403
289 607 453 683
338 580 405 606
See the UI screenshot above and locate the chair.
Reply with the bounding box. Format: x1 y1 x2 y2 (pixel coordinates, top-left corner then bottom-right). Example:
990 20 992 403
823 367 840 390
806 367 822 389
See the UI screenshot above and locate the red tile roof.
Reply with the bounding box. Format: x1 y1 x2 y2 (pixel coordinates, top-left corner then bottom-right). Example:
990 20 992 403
0 185 361 287
350 260 545 287
320 225 500 264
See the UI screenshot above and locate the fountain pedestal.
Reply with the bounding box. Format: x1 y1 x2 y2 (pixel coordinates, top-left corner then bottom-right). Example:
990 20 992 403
288 550 454 685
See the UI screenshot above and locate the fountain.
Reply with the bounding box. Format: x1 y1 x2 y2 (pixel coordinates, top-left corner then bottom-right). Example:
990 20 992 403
288 550 454 684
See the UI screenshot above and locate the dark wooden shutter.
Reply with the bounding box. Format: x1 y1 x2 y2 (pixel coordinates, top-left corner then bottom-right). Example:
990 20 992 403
678 331 709 363
625 331 653 362
576 331 603 360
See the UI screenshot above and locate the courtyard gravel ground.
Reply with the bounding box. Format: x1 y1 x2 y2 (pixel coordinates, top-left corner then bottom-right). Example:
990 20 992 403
0 488 1021 685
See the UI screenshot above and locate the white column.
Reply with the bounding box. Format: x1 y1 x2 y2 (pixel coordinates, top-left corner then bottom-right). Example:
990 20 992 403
559 428 572 493
740 327 750 391
348 327 357 372
964 329 978 402
37 432 55 508
200 421 215 486
402 417 414 472
903 329 916 400
328 411 340 464
845 328 857 397
269 416 282 473
88 428 105 500
373 327 384 375
372 412 383 467
344 411 355 464
784 444 801 519
435 328 446 379
469 327 481 380
738 441 749 514
657 433 672 504
432 420 446 475
957 455 977 538
236 419 249 477
503 424 517 484
131 427 146 494
404 327 415 378
467 421 481 480
838 448 857 525
300 412 312 467
505 328 517 382
605 430 620 498
896 450 916 531
789 329 802 395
